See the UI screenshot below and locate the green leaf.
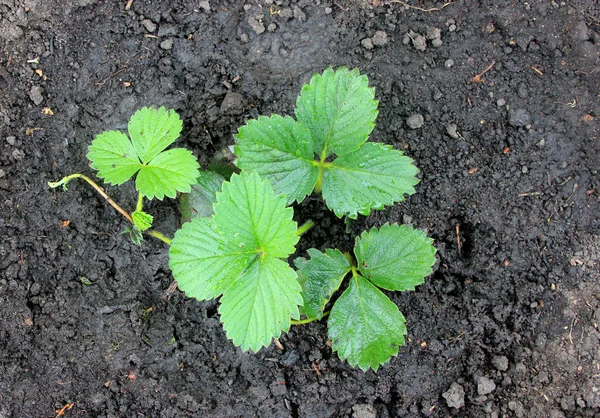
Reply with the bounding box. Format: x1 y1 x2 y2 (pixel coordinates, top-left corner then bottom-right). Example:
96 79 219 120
355 223 436 291
168 217 251 300
295 67 378 157
179 171 226 223
214 171 299 257
87 131 141 185
328 275 407 371
234 115 318 204
87 107 200 200
295 249 352 320
136 148 200 200
322 142 420 218
128 106 183 163
131 210 153 231
168 171 302 351
219 255 301 352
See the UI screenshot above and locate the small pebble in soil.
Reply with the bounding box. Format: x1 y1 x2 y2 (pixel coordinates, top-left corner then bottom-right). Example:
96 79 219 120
372 30 388 46
29 85 44 105
160 39 173 50
442 382 465 409
248 16 265 34
220 91 246 115
446 123 459 138
444 59 454 68
361 38 374 50
352 404 376 418
141 19 157 32
198 0 210 12
477 376 496 395
325 7 332 14
406 114 424 129
267 23 276 32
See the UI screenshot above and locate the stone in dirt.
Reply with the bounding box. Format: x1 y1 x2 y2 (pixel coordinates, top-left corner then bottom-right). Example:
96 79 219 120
29 86 44 105
141 19 156 33
372 30 388 46
248 16 265 35
352 404 376 418
407 114 424 129
443 382 465 409
477 376 496 395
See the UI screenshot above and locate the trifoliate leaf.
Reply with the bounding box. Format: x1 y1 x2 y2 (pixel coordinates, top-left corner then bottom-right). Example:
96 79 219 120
234 115 318 204
295 67 378 157
87 131 141 185
295 249 352 320
219 255 301 352
128 106 183 163
168 171 302 351
355 223 436 291
87 106 200 200
169 217 251 300
131 210 153 231
322 142 420 218
180 171 226 223
328 275 406 371
136 148 199 200
214 171 299 258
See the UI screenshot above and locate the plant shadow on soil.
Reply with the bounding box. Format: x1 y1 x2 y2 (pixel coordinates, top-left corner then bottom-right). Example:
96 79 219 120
1 0 599 416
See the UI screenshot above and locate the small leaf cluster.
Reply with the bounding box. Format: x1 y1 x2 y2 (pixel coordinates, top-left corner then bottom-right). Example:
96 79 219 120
87 106 200 201
234 67 419 218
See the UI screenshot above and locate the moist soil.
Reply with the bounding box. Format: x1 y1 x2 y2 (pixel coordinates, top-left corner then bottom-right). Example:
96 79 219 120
1 0 600 416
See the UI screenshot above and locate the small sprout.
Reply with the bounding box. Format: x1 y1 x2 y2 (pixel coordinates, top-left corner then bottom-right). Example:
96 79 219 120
79 277 93 286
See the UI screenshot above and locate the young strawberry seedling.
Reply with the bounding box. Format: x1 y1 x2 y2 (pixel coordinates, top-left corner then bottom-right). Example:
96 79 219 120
50 68 436 371
49 106 200 244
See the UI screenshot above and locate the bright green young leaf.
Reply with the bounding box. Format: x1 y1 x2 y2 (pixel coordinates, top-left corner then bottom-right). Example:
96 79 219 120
128 106 183 163
234 115 318 204
136 148 199 200
328 275 407 371
322 143 420 218
180 171 226 223
87 131 141 185
295 67 378 157
87 106 200 200
214 171 299 258
355 223 436 291
295 248 352 320
131 210 153 231
168 171 302 351
169 217 251 300
220 255 301 352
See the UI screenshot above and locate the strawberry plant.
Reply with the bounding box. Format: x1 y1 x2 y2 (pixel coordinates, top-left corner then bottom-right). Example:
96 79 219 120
49 68 436 372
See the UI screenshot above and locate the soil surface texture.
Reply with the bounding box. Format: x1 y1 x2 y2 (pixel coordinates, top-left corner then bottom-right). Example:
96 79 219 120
1 0 599 417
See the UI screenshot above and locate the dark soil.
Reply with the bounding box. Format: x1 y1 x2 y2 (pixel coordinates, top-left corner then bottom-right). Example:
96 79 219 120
1 0 599 416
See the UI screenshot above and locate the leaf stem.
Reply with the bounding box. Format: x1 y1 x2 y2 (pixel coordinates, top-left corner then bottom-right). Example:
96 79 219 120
145 229 172 245
136 192 144 212
49 174 133 223
296 220 315 236
291 310 330 325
